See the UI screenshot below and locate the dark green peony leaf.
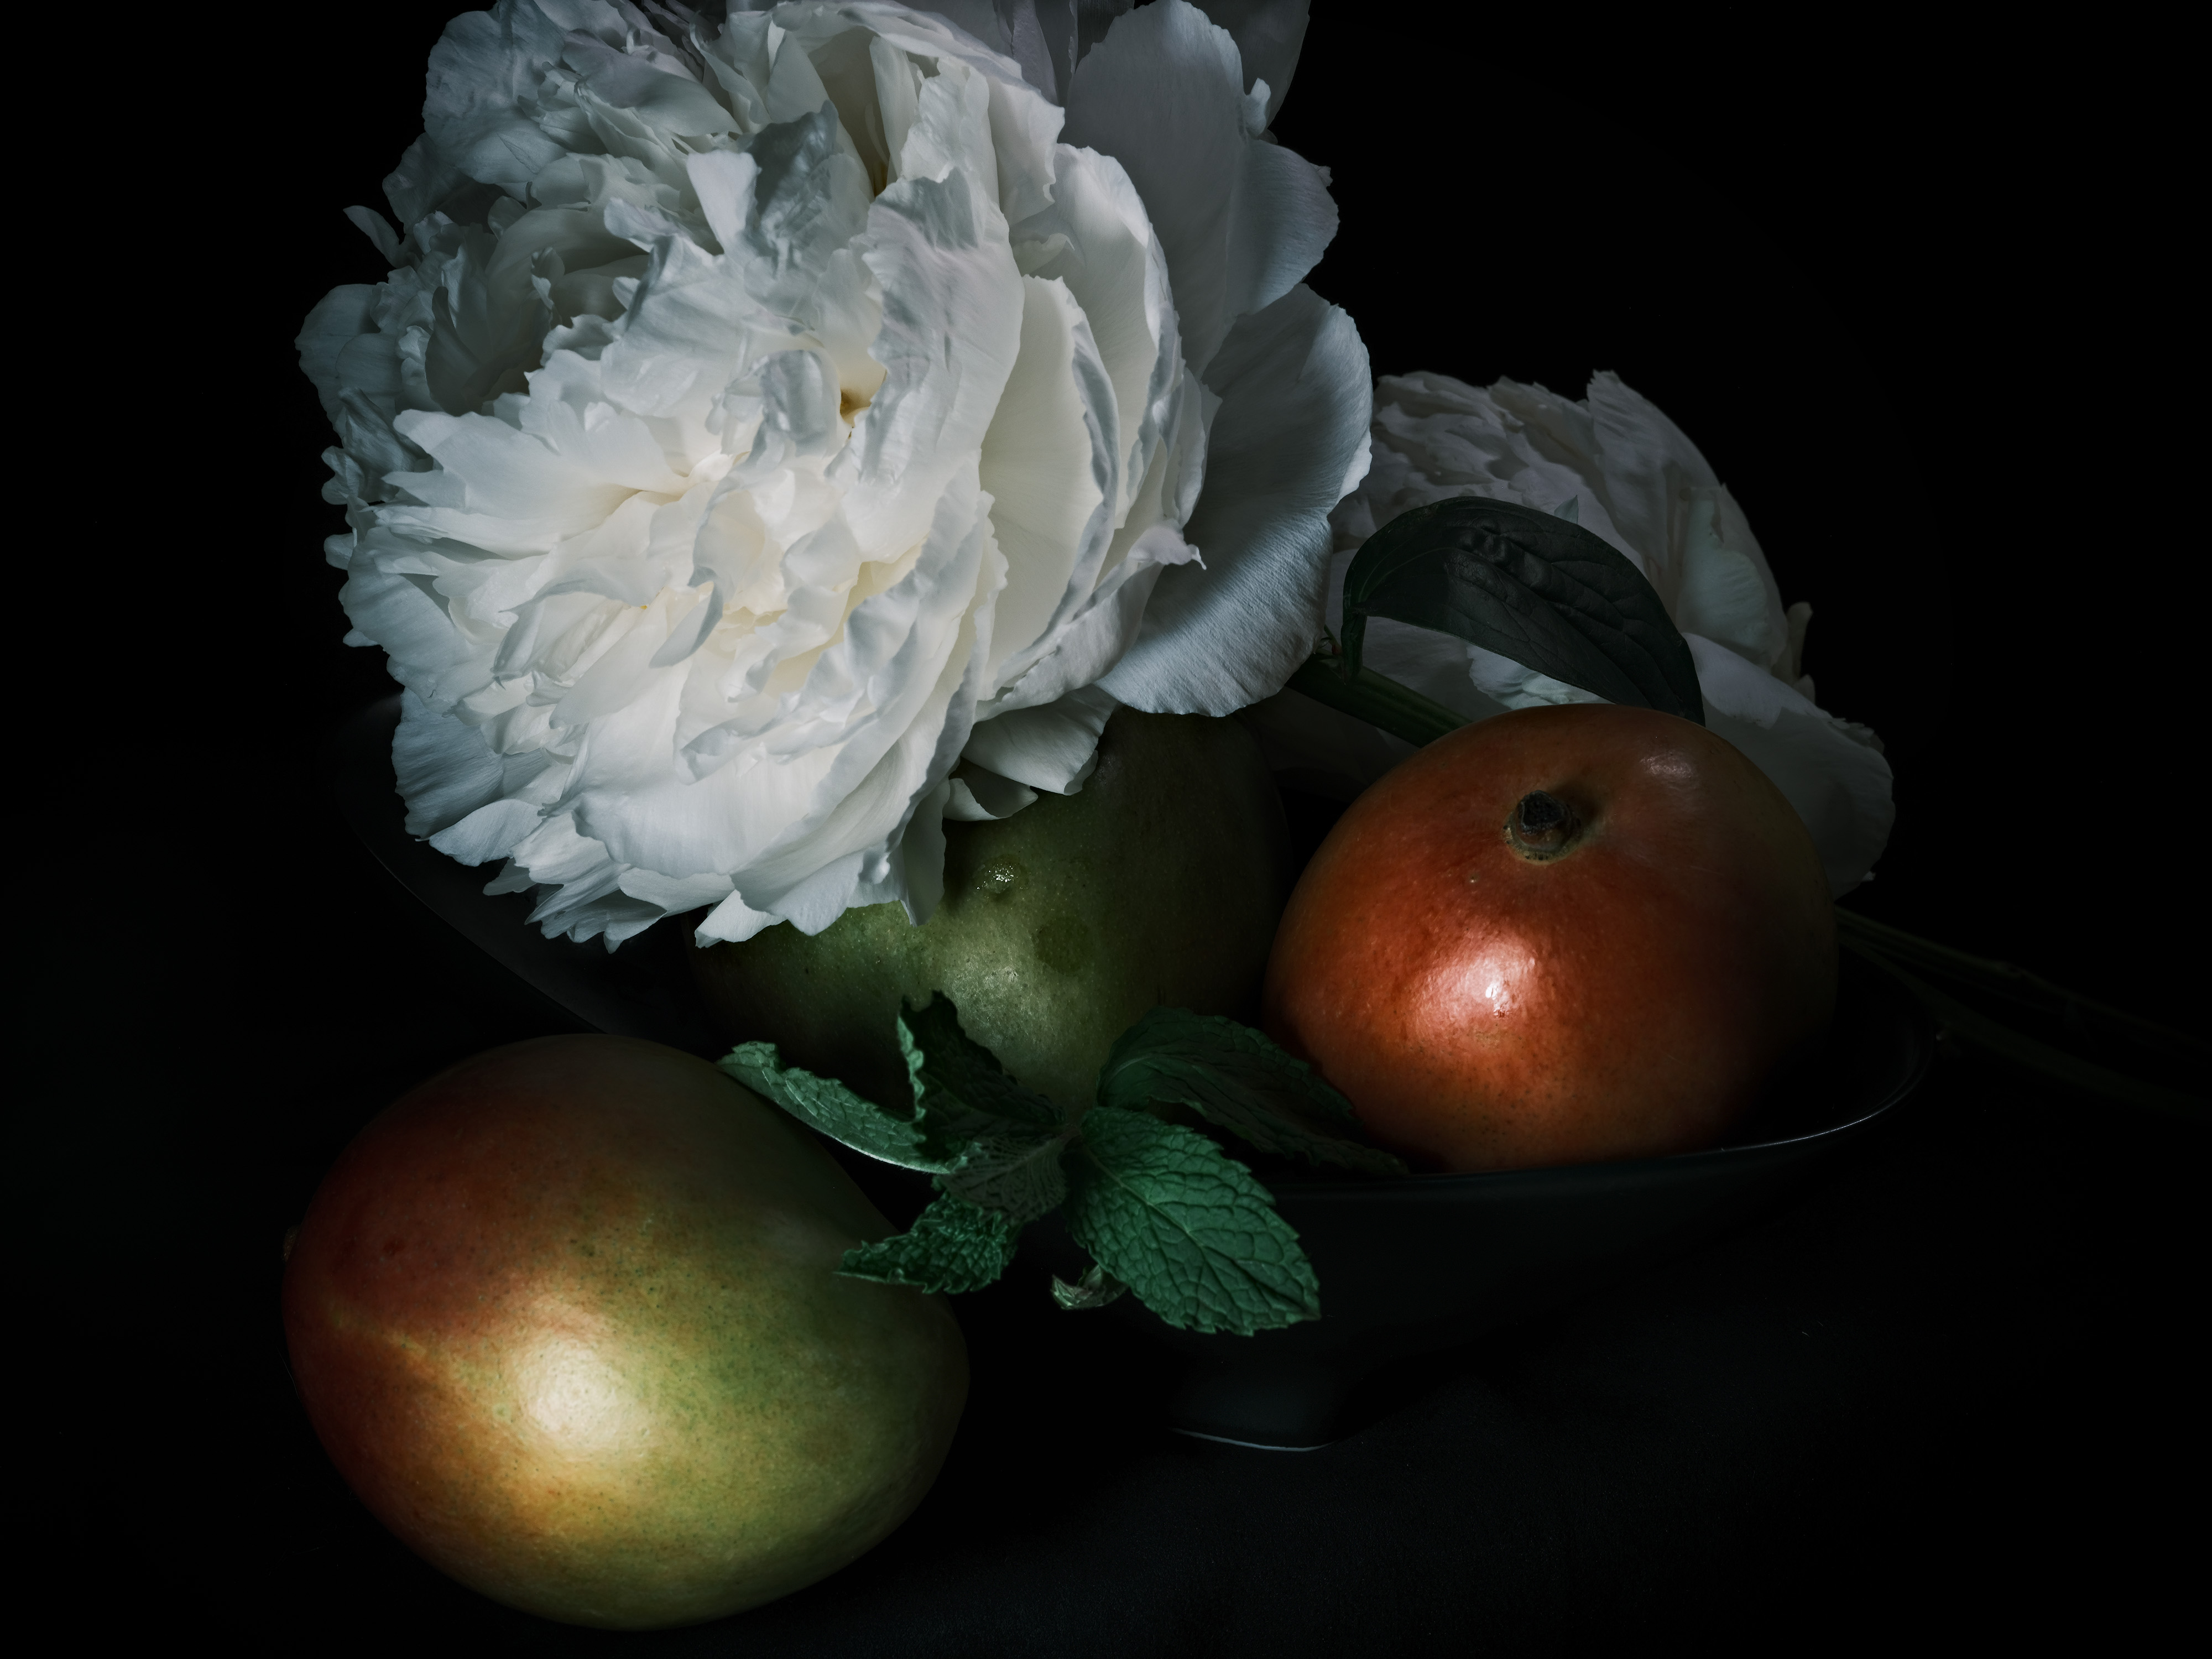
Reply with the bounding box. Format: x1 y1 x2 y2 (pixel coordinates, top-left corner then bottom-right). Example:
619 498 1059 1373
838 1192 1022 1295
1338 496 1704 724
1063 1107 1320 1335
1096 1008 1407 1177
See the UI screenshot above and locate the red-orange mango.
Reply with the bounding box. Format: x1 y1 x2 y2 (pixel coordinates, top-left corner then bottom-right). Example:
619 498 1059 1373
1262 704 1835 1172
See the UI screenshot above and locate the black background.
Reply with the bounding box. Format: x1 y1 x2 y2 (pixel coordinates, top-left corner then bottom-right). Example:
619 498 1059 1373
25 3 2200 1647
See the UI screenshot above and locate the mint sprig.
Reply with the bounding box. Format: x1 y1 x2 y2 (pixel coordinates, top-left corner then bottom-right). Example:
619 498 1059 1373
899 996 1063 1141
840 1192 1022 1294
1098 1008 1409 1178
938 1131 1071 1222
722 1040 956 1172
719 993 1407 1334
1066 1108 1322 1335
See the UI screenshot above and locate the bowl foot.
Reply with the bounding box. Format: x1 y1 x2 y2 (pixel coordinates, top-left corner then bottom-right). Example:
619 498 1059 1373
1166 1354 1360 1450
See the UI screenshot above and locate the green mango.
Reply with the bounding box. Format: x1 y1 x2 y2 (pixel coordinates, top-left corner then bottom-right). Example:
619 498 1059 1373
692 709 1293 1113
281 1037 967 1629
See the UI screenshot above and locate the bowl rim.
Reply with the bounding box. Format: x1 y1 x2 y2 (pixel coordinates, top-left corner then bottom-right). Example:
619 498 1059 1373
1261 959 1934 1201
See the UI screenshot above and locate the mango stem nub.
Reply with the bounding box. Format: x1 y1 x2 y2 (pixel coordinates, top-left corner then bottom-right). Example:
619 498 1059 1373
1506 791 1582 860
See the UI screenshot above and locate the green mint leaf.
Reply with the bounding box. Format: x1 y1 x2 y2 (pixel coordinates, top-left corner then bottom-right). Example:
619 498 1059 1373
898 995 1066 1159
1063 1107 1321 1335
838 1192 1021 1295
937 1131 1072 1222
1341 496 1705 724
1050 1262 1128 1312
719 1042 957 1173
1097 1009 1409 1178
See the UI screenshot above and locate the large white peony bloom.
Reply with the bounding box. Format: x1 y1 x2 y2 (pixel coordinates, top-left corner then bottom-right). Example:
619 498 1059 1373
300 0 1370 947
1248 370 1895 896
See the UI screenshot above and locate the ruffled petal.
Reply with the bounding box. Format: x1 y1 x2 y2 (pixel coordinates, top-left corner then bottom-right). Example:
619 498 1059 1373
836 168 1025 554
976 274 1118 688
1100 285 1370 712
962 683 1117 793
389 0 569 223
1691 639 1895 895
1062 0 1335 374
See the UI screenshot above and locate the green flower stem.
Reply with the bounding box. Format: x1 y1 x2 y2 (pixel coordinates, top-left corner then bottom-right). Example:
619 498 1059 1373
1284 648 2206 1118
1285 656 1470 748
1840 940 2206 1124
1834 908 2203 1062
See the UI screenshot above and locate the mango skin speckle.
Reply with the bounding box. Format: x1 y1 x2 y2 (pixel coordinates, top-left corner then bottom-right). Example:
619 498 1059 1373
281 1037 967 1630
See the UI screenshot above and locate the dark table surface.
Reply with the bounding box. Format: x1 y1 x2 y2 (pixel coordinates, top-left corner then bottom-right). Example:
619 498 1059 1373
24 4 2198 1647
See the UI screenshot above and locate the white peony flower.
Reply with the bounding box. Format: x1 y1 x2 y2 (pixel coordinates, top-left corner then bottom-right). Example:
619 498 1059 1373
1247 369 1895 896
300 0 1370 947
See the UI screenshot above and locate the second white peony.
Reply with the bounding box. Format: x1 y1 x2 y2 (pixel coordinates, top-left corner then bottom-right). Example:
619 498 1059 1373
300 0 1370 947
1245 369 1896 897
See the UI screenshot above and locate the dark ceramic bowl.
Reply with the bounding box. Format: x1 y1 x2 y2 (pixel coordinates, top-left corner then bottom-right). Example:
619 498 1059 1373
333 695 1933 1450
1089 953 1932 1447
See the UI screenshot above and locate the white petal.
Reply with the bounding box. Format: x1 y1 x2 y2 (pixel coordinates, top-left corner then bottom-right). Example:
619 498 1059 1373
394 1 568 222
979 556 1161 720
1063 0 1334 373
684 148 757 255
842 4 1068 218
393 689 504 836
615 866 737 914
1203 0 1311 123
946 768 1040 820
711 103 874 321
429 797 543 865
344 557 483 709
922 0 1016 60
566 41 742 139
977 274 1117 689
1345 370 1812 680
1223 130 1336 331
1672 484 1790 671
1464 644 1608 712
763 18 838 123
893 55 1001 198
385 402 676 552
696 886 780 945
578 464 1000 887
595 234 764 421
836 166 1025 556
963 684 1117 793
298 286 379 421
773 850 872 936
1571 371 1724 599
1712 709 1894 899
1010 144 1180 524
1690 636 1895 894
1099 285 1370 712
